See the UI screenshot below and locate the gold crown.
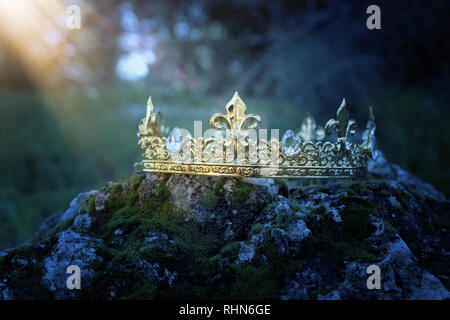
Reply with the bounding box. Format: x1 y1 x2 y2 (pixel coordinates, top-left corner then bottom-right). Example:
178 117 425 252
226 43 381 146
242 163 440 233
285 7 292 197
135 92 376 178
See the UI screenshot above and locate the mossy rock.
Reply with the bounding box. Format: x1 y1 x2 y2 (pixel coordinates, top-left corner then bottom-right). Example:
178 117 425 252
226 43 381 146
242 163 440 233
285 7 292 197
0 155 449 300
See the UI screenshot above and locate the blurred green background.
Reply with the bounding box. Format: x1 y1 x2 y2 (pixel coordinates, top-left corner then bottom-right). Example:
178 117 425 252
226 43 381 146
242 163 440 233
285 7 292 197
0 0 449 249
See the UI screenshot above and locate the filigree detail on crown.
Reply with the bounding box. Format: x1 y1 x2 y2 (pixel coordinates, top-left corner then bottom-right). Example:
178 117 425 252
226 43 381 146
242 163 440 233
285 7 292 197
210 92 262 131
135 92 377 178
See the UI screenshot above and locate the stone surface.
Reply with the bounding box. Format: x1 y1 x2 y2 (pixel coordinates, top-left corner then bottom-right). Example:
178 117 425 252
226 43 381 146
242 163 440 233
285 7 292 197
42 230 103 299
236 242 255 264
282 253 340 299
137 173 161 204
60 190 97 222
144 232 172 248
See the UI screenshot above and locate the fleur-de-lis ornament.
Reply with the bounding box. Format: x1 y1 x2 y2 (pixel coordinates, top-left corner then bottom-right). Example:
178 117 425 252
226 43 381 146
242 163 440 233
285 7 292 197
325 98 357 141
297 113 325 141
210 92 261 131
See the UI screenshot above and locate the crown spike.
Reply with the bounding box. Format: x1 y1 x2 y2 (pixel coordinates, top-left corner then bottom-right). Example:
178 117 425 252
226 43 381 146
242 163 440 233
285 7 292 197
362 106 377 158
337 98 346 116
297 113 325 141
211 92 255 130
226 92 247 129
364 106 376 136
144 96 154 128
368 106 375 122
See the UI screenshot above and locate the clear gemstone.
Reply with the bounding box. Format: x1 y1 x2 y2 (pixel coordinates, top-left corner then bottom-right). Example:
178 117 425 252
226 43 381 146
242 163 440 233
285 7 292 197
166 127 184 153
281 129 301 157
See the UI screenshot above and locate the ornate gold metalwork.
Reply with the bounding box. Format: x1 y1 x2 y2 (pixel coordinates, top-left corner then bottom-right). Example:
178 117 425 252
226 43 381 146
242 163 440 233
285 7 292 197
297 113 325 141
325 98 357 141
136 92 377 178
361 106 377 159
138 96 168 137
210 92 261 130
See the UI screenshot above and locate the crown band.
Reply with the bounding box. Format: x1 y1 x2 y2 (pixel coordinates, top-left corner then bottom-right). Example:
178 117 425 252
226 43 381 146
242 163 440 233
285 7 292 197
135 92 376 179
141 161 367 178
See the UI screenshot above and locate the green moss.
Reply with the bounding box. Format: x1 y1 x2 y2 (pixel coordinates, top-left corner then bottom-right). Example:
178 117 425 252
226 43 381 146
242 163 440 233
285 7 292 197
104 184 127 212
384 222 398 234
311 205 327 217
251 223 264 234
420 197 450 233
127 190 139 205
392 197 407 216
87 195 96 214
220 241 241 259
0 241 54 299
302 233 377 265
202 194 220 209
340 196 377 241
309 185 331 194
19 175 387 300
9 261 53 299
275 178 289 197
172 226 213 257
81 177 229 299
205 254 223 276
301 194 378 265
379 190 391 198
288 199 300 212
130 174 145 189
122 281 157 300
214 179 225 195
52 217 75 234
397 194 410 211
289 188 304 200
110 248 140 265
155 183 170 200
274 210 295 228
231 180 253 203
224 232 303 299
333 241 377 262
380 187 411 216
228 264 280 299
201 179 227 210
